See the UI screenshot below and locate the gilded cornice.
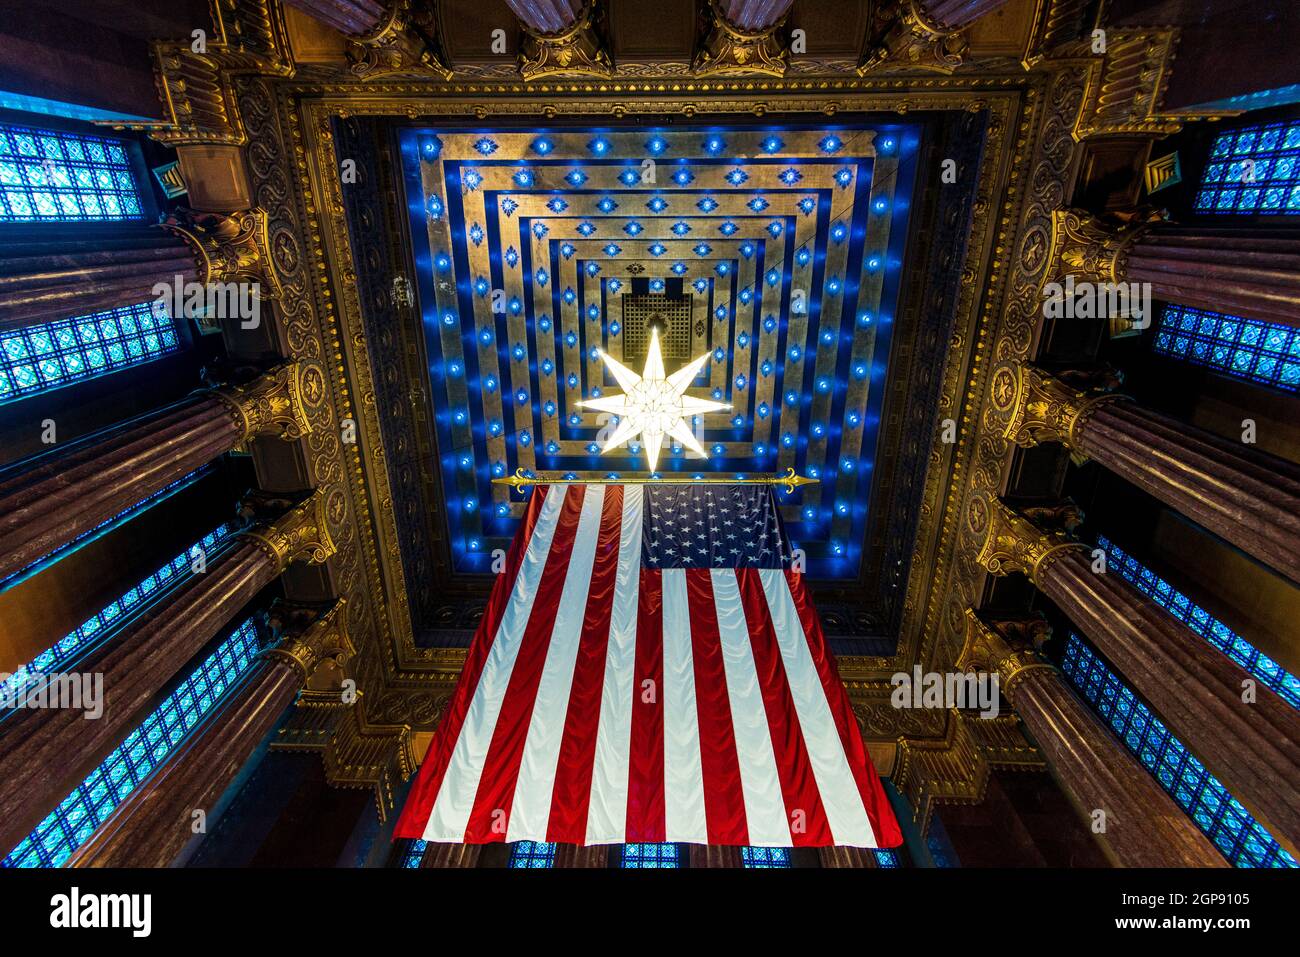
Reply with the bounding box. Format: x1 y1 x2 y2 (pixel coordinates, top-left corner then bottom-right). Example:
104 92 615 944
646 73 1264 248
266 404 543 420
693 0 791 78
211 360 324 442
973 498 1086 584
517 0 614 81
238 487 338 570
987 361 1126 454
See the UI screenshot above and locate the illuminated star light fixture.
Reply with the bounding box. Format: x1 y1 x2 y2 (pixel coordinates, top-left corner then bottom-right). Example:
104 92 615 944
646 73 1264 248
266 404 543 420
577 329 730 472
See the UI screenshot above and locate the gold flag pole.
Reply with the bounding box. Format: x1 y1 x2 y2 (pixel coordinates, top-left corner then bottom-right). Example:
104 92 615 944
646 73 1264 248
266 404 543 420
492 467 818 494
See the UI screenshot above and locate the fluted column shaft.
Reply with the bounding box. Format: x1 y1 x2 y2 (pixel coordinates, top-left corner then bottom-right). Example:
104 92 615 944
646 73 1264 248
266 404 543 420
0 362 316 584
64 656 302 867
505 0 583 33
818 846 878 868
689 844 745 867
282 0 388 35
719 0 794 31
1128 227 1300 328
1038 549 1300 854
1076 401 1300 587
420 843 482 868
0 234 198 331
919 0 1012 30
554 843 609 867
0 539 279 855
1009 667 1225 867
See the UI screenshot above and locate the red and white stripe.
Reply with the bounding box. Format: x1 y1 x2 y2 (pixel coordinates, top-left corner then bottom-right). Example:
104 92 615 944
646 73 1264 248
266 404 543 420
395 484 901 848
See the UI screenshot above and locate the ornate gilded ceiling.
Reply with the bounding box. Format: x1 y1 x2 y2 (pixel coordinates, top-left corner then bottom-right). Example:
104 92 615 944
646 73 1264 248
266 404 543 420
398 124 919 579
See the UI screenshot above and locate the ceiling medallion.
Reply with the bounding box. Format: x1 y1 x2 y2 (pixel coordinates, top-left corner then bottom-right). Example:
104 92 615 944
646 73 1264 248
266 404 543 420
577 329 729 472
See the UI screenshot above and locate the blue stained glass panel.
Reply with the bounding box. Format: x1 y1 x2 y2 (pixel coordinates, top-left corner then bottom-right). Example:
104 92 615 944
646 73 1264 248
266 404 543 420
0 123 144 222
1098 536 1300 709
1194 120 1300 214
873 849 901 868
1061 634 1296 868
1153 304 1300 393
0 301 178 403
508 841 557 868
741 846 791 868
2 617 264 867
401 840 428 868
621 843 682 868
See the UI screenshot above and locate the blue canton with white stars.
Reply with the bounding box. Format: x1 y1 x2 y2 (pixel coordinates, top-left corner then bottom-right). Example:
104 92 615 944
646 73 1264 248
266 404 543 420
641 485 791 569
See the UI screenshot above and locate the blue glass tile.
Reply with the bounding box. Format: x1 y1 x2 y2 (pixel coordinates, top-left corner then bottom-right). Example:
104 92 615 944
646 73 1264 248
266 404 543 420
0 123 144 222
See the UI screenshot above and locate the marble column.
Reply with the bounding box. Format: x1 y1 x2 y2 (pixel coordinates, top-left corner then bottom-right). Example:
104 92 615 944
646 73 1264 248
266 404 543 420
0 232 198 331
554 844 610 867
958 609 1226 867
0 360 324 584
689 845 745 868
420 843 482 868
976 501 1300 855
282 0 387 34
508 0 611 79
283 0 453 78
989 363 1300 587
0 491 336 856
818 846 879 868
860 0 1012 74
64 600 353 868
1043 209 1300 328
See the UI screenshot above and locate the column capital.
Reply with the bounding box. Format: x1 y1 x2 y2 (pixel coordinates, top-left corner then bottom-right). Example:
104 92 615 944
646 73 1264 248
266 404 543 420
694 0 791 78
211 361 326 443
859 0 967 76
161 208 283 300
516 0 613 81
346 0 453 79
974 498 1087 584
263 598 354 681
1041 208 1149 288
988 362 1126 453
957 609 1055 701
239 488 337 570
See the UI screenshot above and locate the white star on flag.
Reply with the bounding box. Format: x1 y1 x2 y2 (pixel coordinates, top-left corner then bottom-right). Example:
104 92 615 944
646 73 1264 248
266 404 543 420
577 329 730 471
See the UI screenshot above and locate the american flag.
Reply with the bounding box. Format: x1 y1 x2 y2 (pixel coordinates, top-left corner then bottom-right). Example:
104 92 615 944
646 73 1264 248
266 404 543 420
395 483 901 848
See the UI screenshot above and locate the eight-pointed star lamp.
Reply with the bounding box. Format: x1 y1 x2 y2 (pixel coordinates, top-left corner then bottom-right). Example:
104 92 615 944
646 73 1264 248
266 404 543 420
577 329 730 472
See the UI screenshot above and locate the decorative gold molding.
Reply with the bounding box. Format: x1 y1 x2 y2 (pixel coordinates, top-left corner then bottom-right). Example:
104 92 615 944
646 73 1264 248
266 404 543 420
162 208 284 300
493 466 817 493
517 0 614 81
1038 207 1145 289
956 608 1055 701
859 0 967 76
346 0 453 80
239 487 338 570
987 361 1125 453
264 598 355 680
212 360 324 442
693 0 790 78
973 498 1086 584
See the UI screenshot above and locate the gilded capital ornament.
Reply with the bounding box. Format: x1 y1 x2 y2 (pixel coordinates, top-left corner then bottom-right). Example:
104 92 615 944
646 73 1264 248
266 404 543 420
858 0 967 75
239 487 337 570
212 360 324 443
517 0 613 81
987 361 1126 455
162 208 283 300
346 0 453 80
1041 209 1148 289
957 609 1056 702
693 0 790 78
263 598 354 681
974 498 1087 584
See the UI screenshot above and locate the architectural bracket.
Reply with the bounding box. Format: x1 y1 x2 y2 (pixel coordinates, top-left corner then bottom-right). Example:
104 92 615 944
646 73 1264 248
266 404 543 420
987 361 1126 455
693 0 790 78
858 0 966 76
239 487 338 570
346 0 454 80
974 498 1087 584
517 0 614 81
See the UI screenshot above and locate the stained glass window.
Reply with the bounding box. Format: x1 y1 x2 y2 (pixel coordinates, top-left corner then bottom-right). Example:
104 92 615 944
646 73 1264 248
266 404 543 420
2 617 264 867
873 849 901 868
1061 633 1296 868
1194 120 1300 214
1099 536 1300 709
0 123 144 222
401 840 428 868
0 524 235 704
508 841 557 868
741 846 791 868
0 301 179 404
1153 304 1300 393
621 843 683 868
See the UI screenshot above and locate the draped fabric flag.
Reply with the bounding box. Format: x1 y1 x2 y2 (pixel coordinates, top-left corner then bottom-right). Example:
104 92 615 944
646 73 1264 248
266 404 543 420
395 483 902 848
